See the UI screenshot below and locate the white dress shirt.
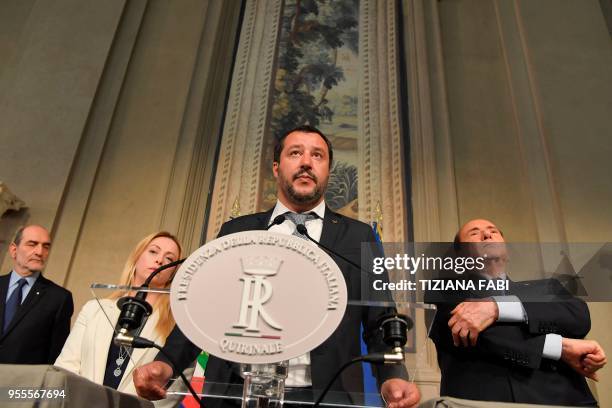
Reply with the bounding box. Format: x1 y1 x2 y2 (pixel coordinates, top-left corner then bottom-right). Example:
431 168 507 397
5 270 40 303
268 200 326 387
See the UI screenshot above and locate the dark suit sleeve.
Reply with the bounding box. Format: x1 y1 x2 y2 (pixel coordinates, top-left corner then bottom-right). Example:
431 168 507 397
156 325 202 376
429 299 546 370
218 222 231 237
519 279 591 338
48 291 73 363
428 274 593 370
428 278 550 370
359 227 408 385
478 326 546 369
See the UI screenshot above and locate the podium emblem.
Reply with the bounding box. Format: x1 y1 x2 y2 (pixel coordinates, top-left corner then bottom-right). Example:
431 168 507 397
171 231 348 364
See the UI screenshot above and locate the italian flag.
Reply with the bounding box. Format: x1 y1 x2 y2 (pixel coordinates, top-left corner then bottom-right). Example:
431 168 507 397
180 351 208 408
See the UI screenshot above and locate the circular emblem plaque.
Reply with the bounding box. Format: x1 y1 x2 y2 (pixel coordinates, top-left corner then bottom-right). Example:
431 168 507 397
170 231 348 364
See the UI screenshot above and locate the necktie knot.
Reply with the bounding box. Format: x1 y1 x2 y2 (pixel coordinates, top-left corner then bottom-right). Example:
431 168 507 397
284 212 317 239
16 278 27 290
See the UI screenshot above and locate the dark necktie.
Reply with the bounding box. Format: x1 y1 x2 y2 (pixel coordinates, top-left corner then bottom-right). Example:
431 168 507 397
3 278 28 333
284 212 317 240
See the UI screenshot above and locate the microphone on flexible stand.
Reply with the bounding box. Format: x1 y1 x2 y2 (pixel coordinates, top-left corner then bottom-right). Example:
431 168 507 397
296 223 413 362
266 214 287 230
313 312 412 407
112 258 203 404
361 312 412 363
114 258 185 348
295 223 414 406
296 224 362 271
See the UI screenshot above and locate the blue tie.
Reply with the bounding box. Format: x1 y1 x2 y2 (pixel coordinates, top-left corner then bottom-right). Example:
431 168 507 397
3 278 27 333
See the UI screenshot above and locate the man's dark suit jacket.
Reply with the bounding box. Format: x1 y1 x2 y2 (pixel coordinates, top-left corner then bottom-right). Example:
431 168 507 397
0 273 73 364
428 274 597 406
158 207 407 405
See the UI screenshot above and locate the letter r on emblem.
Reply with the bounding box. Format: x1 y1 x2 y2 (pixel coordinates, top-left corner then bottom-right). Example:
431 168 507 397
233 276 282 332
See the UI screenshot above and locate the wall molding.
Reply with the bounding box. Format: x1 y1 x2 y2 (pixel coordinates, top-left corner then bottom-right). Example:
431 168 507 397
494 0 568 272
44 0 144 286
160 1 243 253
358 0 408 242
206 0 283 241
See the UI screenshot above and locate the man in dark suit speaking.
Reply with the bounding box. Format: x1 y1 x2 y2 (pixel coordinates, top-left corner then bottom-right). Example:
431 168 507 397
428 218 607 406
134 126 420 407
0 225 73 364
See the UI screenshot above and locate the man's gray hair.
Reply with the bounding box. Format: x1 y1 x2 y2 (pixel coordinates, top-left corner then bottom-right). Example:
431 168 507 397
12 225 49 246
12 226 27 246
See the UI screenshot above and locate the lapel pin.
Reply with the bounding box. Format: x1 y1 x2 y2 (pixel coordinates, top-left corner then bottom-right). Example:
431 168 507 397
331 219 338 224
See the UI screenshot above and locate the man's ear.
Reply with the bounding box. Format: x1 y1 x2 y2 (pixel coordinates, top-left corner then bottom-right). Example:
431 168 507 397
8 242 17 260
273 161 279 178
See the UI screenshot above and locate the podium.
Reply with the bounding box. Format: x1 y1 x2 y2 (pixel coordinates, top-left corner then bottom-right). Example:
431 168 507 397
0 364 578 408
170 381 388 407
90 284 434 408
0 364 153 408
88 231 439 408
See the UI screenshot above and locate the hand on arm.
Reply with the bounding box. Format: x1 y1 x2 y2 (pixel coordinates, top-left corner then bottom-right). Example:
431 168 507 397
520 280 591 338
561 338 607 381
133 361 173 400
448 299 499 346
380 378 420 408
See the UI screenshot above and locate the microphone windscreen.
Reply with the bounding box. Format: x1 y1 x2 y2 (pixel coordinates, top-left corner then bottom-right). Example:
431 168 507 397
267 214 286 230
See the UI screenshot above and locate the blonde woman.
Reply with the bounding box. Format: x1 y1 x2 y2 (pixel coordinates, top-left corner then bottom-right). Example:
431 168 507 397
55 231 181 396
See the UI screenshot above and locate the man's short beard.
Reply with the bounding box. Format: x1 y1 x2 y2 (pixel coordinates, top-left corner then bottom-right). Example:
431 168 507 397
279 169 327 206
287 184 323 205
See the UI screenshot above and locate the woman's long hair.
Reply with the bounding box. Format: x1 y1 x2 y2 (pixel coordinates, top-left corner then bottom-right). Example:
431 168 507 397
109 231 182 339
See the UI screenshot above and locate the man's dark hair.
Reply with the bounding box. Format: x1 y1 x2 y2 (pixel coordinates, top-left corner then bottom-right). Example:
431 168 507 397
273 125 333 168
13 226 26 246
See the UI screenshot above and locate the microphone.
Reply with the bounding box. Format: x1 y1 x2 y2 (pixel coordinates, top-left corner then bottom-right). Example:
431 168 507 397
360 312 412 363
296 224 362 271
113 259 204 402
114 258 185 347
296 223 414 407
313 312 412 407
266 214 286 230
